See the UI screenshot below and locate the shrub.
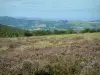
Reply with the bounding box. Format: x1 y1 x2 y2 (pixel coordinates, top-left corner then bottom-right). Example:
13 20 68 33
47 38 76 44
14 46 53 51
80 28 100 33
66 29 75 34
24 30 33 37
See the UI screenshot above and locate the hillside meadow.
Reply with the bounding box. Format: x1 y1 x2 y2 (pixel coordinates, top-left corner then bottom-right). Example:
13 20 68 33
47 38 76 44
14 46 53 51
0 33 100 75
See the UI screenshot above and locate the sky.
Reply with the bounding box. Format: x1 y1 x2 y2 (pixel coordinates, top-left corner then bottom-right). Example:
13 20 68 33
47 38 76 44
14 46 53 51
0 0 100 20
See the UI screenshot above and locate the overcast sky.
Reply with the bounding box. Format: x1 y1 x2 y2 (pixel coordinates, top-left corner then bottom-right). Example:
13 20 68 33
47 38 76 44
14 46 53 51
0 0 100 20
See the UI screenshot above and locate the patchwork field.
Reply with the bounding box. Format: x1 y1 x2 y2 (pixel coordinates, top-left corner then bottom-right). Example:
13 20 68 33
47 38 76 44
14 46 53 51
0 33 100 75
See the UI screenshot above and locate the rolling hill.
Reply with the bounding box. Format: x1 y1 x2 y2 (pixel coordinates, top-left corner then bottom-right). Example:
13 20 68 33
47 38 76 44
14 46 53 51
0 16 100 31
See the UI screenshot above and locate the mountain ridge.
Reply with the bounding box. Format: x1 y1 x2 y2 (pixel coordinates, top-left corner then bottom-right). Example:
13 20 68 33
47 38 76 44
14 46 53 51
0 16 100 31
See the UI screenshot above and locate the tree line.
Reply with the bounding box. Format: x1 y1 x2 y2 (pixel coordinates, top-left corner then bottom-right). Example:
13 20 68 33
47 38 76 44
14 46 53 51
0 24 100 37
24 29 100 37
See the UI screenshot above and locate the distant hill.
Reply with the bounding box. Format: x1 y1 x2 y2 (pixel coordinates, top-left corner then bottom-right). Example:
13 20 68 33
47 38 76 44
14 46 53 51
0 16 100 31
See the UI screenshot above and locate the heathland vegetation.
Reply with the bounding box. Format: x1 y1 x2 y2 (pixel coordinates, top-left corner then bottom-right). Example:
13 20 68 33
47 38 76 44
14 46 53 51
0 24 100 75
0 32 100 75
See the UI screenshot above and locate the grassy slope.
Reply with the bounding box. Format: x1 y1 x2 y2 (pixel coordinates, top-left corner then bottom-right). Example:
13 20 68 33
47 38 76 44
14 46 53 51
67 21 100 31
0 24 25 37
0 33 100 75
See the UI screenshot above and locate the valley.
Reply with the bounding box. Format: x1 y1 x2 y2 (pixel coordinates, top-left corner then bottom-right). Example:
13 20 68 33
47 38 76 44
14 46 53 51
0 16 100 31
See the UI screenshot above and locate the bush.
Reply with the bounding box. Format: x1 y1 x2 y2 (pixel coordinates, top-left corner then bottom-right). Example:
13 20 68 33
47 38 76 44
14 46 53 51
24 30 33 37
80 28 100 33
53 30 66 34
66 29 75 34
